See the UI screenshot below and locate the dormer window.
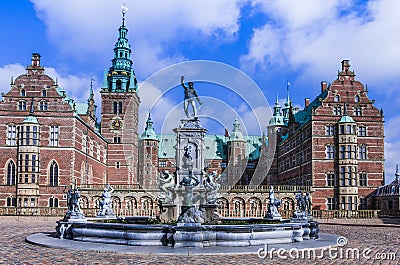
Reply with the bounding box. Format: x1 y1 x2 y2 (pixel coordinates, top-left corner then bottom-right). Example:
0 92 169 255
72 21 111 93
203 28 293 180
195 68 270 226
20 89 26 96
334 95 340 102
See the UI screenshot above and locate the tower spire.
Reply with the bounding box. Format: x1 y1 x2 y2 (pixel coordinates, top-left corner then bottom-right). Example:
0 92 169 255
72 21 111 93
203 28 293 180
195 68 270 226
122 4 128 27
88 76 95 102
101 4 136 92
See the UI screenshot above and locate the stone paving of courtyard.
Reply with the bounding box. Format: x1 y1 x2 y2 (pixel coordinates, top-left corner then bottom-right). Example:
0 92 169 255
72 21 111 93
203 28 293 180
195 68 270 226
0 216 399 265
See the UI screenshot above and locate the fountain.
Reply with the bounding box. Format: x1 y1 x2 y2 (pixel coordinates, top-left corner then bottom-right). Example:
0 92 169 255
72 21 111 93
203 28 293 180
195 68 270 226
27 76 332 255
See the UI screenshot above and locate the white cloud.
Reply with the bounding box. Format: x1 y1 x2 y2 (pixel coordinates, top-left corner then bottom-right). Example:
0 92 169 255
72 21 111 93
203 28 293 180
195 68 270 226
241 0 400 183
31 0 244 77
384 114 400 183
0 64 25 97
241 0 400 91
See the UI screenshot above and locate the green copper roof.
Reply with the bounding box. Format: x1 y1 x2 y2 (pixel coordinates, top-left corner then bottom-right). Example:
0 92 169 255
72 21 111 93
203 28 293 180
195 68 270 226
157 134 264 160
102 9 137 92
229 118 244 141
22 115 38 124
140 114 158 140
269 94 285 126
338 114 355 123
294 89 328 126
75 103 89 115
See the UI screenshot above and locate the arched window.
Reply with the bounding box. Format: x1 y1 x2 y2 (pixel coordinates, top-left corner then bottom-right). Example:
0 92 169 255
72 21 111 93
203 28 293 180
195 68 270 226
6 161 16 185
20 89 26 96
49 161 59 186
6 197 16 207
118 102 123 114
355 95 360 102
49 197 59 207
116 80 122 90
113 102 118 114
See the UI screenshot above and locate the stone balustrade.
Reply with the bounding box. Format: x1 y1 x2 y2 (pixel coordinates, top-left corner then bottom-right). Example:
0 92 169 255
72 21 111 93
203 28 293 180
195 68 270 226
2 206 399 219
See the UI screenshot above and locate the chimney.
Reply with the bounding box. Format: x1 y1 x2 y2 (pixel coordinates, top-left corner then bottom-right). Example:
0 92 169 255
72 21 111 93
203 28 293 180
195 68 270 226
321 81 327 92
305 98 310 107
341 59 350 72
31 53 41 67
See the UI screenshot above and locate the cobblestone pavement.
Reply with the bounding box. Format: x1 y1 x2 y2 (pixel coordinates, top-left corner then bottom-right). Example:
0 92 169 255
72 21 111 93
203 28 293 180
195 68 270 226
0 216 399 265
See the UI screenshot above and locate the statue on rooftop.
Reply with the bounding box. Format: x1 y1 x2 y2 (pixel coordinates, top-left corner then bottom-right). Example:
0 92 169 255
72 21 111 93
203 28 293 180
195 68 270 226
181 75 202 119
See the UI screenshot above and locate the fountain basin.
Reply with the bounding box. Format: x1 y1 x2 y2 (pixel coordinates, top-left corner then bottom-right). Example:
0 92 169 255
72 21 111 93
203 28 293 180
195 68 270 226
57 219 318 248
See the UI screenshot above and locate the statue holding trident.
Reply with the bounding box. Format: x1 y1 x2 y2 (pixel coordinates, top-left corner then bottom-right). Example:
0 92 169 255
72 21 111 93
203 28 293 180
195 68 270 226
181 76 202 119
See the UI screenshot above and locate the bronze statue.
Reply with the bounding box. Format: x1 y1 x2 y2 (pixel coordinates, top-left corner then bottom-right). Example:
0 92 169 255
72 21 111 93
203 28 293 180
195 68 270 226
181 75 202 119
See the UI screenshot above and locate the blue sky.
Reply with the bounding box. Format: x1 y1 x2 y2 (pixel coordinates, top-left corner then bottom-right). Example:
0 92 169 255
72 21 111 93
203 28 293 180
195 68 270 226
0 0 399 183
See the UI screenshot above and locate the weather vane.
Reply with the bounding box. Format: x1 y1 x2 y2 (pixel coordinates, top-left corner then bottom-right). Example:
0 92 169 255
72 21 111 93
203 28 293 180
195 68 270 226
122 3 128 25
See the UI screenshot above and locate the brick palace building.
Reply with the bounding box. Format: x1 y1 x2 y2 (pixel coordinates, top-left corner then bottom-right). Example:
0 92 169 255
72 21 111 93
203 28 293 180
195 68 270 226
0 13 385 215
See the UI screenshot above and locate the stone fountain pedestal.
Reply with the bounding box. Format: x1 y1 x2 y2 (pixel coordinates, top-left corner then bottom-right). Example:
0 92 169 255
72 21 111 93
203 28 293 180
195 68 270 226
157 203 177 223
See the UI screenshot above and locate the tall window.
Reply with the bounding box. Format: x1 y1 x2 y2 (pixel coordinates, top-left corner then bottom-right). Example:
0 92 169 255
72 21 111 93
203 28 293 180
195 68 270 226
39 101 48 111
347 145 352 159
49 161 59 186
6 197 16 207
358 145 367 159
49 197 59 207
113 102 118 114
32 155 38 173
32 126 38 146
347 166 353 186
358 126 367 136
359 173 368 186
6 161 16 185
20 89 26 96
18 101 27 110
25 126 30 145
325 125 335 136
42 89 47 97
354 107 362 116
118 102 123 114
116 80 122 90
327 197 336 210
340 145 346 159
112 102 123 114
340 166 345 186
50 126 59 146
327 173 335 186
6 125 17 145
355 95 360 102
326 145 335 159
348 197 353 210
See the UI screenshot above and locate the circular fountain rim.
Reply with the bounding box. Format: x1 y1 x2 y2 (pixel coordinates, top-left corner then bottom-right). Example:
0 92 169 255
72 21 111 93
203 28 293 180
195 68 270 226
26 231 341 256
